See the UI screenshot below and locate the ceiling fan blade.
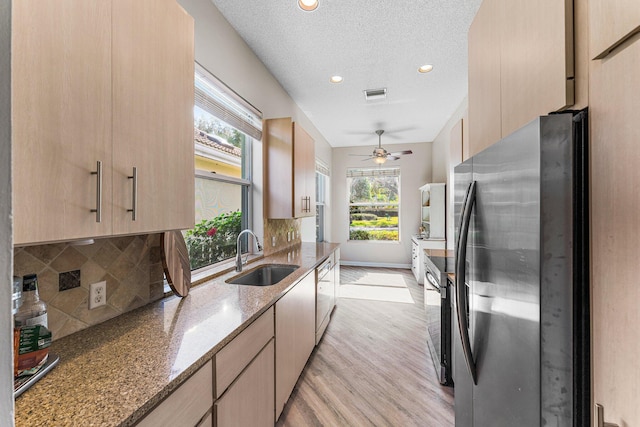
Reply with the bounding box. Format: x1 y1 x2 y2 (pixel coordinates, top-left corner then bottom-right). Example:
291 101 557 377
348 153 372 156
386 150 413 156
386 156 401 161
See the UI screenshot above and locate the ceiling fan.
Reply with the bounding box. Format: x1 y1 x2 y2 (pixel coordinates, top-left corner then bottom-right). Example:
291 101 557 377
351 130 413 164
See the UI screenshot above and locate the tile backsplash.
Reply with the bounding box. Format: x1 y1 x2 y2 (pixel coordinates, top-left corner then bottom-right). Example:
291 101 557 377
13 234 165 341
263 219 301 256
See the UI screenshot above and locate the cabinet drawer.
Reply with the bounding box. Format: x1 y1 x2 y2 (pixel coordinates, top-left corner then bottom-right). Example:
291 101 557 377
137 360 213 427
215 306 274 398
215 339 275 427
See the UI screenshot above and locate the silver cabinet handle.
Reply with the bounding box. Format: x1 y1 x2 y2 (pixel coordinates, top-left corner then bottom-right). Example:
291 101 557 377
426 271 440 290
90 161 103 223
595 404 619 427
302 196 311 213
127 167 137 221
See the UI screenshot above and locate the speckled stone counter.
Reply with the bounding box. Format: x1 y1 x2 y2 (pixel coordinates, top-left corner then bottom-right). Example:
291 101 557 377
15 242 339 427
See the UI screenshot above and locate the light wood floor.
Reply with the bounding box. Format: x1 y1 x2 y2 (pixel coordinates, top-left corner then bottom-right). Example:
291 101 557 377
277 266 454 427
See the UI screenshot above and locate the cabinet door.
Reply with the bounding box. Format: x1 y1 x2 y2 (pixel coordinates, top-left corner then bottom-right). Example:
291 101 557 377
12 0 113 245
275 272 316 419
137 360 213 427
264 118 294 219
411 240 419 280
468 0 574 156
293 123 315 218
500 0 574 138
590 0 640 59
215 339 275 427
112 0 195 235
334 248 341 304
467 0 502 157
590 37 640 426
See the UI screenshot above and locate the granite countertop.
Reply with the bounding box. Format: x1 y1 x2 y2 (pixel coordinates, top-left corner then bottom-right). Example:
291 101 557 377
15 242 339 427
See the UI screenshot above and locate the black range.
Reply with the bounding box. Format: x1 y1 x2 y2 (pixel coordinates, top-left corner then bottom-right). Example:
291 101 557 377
424 254 455 386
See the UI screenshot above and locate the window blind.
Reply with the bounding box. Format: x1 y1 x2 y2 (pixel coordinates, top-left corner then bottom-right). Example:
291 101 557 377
195 62 263 141
347 167 400 178
316 160 330 176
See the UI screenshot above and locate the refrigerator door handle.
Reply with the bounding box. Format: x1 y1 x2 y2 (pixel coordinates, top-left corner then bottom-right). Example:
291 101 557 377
455 180 478 385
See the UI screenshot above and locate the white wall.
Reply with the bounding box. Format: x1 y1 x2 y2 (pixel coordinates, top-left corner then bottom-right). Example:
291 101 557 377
430 97 468 250
178 0 333 243
1 0 14 424
331 142 432 266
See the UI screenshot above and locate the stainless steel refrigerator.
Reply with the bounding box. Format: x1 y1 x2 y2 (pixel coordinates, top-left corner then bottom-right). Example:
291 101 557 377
453 112 590 427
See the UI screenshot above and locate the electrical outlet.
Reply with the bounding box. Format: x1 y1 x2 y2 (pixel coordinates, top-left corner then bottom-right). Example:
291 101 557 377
89 281 106 309
272 236 276 247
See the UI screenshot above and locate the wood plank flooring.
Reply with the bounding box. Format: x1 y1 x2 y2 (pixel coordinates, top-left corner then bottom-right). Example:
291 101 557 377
277 266 454 427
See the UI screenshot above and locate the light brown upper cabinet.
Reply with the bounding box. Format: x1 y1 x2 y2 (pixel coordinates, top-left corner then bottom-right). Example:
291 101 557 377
12 0 114 245
468 0 502 156
111 0 195 235
12 0 194 246
590 0 640 59
264 118 316 219
468 0 574 156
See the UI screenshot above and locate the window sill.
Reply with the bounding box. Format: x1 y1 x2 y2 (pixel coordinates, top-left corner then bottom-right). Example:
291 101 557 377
347 240 402 244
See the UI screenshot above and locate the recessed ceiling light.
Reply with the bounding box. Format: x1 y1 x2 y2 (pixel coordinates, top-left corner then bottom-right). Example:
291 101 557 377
330 75 343 83
418 64 434 73
298 0 318 11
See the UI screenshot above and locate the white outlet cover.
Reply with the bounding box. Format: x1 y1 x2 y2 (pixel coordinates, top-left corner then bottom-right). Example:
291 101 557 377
89 280 107 310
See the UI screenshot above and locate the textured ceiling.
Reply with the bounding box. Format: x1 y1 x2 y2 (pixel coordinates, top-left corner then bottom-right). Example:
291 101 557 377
210 0 482 148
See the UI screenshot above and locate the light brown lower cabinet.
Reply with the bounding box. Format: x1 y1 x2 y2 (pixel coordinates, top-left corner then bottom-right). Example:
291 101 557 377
275 271 316 420
136 263 327 425
197 411 212 427
215 339 275 427
136 360 213 427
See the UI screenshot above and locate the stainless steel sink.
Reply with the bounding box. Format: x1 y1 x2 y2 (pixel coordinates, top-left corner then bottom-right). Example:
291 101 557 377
226 264 299 286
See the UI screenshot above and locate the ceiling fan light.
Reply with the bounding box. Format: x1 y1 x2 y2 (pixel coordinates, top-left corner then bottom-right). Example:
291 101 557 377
374 156 387 164
298 0 318 11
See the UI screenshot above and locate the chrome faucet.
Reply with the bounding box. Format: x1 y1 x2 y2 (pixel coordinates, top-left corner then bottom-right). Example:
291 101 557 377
235 229 263 272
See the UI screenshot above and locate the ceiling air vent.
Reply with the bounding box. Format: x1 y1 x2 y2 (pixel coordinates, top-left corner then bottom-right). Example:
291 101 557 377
364 88 387 101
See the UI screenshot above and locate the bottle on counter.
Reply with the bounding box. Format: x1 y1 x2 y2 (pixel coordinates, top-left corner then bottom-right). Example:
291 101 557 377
14 274 48 328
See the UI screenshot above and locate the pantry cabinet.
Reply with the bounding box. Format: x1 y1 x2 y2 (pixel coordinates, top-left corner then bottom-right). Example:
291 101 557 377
275 271 316 419
12 0 195 246
264 118 316 219
590 36 640 426
590 0 640 59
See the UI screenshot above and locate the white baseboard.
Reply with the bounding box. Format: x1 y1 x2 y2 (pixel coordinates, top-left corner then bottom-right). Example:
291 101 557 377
340 260 411 269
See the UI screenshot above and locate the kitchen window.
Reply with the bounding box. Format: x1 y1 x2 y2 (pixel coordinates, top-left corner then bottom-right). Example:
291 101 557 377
347 167 400 241
185 63 262 272
316 161 329 242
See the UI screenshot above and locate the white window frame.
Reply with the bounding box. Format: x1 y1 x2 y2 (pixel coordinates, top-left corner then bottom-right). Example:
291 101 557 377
187 63 262 278
347 167 401 242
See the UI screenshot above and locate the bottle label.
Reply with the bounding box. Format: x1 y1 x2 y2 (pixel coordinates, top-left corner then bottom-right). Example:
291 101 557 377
23 313 48 329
